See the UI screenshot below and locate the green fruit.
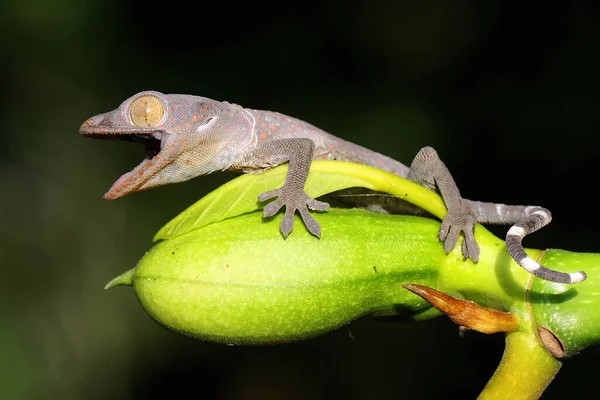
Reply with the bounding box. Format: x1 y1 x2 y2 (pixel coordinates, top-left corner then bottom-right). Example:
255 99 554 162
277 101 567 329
107 209 448 344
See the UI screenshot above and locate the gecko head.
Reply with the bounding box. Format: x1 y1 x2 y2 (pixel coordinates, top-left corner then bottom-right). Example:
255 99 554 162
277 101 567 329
79 90 233 200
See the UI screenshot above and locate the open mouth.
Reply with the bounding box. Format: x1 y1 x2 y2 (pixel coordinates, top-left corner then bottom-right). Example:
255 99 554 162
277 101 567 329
82 130 167 199
118 132 163 159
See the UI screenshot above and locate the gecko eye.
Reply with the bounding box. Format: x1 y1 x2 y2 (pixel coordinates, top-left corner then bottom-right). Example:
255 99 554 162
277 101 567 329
130 95 164 127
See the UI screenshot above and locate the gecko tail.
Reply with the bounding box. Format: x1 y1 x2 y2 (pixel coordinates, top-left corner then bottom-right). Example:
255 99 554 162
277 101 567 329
505 208 587 284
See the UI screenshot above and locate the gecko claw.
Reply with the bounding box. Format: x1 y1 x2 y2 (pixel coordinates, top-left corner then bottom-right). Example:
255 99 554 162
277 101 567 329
259 187 328 238
438 205 479 262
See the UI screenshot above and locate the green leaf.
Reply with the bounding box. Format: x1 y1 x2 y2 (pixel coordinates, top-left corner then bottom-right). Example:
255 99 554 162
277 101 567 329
154 160 447 241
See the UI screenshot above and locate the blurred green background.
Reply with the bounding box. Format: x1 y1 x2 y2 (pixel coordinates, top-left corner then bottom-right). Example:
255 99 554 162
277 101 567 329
3 1 600 399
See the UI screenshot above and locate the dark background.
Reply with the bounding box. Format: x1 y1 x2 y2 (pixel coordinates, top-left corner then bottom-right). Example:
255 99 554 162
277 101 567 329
3 1 600 398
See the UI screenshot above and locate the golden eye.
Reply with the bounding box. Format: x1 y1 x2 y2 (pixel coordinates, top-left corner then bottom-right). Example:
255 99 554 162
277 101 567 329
130 95 164 127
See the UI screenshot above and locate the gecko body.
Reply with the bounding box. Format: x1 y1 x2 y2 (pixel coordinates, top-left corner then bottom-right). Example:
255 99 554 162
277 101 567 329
80 91 586 284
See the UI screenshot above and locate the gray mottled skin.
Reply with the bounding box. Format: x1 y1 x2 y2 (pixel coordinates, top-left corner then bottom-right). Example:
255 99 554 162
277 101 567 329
80 91 585 284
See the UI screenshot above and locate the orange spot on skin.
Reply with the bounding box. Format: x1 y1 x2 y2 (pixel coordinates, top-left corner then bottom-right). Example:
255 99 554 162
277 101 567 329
403 284 519 334
261 122 267 128
193 114 199 121
269 124 277 131
260 132 268 139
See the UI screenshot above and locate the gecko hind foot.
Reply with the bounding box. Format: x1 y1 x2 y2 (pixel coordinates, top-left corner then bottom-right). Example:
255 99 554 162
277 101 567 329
438 205 480 262
259 188 329 238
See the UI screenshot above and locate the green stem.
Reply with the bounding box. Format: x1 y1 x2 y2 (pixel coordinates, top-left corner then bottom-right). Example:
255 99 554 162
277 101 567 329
480 331 561 399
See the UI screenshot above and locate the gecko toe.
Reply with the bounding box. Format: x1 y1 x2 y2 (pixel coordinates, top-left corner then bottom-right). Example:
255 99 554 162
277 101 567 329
280 209 295 238
462 231 480 263
306 198 330 211
258 189 280 202
263 198 285 218
461 239 469 260
443 227 460 255
299 206 322 237
438 220 451 242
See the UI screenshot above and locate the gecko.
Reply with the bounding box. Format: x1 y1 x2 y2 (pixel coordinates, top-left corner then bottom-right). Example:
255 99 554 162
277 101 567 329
80 91 586 284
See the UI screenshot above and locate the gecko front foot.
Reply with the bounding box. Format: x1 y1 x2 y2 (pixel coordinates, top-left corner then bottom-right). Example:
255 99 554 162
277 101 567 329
438 202 480 262
258 187 330 238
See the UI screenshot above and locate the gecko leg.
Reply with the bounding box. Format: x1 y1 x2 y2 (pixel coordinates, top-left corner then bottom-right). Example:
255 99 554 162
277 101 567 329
255 138 330 238
408 147 586 283
408 147 480 262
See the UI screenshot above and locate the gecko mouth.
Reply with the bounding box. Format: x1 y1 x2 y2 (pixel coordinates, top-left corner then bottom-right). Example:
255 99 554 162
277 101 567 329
82 131 167 199
120 132 163 158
